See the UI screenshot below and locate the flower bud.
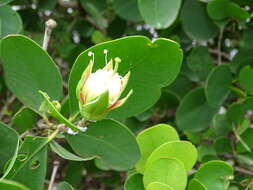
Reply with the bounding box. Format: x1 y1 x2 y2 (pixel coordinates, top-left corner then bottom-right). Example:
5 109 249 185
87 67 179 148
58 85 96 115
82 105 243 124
76 50 133 121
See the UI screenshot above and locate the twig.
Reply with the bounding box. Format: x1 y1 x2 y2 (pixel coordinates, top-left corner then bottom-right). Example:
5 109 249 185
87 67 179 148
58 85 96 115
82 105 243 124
235 166 253 176
48 160 60 190
209 49 231 60
217 27 224 65
58 0 78 8
0 95 16 120
43 19 57 51
233 127 252 153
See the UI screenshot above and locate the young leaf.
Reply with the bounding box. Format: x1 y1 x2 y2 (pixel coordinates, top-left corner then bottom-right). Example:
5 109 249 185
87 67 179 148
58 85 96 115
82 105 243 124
143 158 187 190
124 173 145 190
135 124 179 173
146 141 197 171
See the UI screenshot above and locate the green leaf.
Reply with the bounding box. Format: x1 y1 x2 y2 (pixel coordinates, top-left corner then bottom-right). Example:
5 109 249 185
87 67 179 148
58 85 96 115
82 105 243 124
0 0 13 6
176 88 219 132
0 121 19 175
5 136 52 190
0 6 22 38
0 180 30 190
138 0 182 29
0 35 63 112
180 0 219 40
135 124 179 173
214 137 232 154
205 65 232 108
227 97 253 124
69 36 182 120
187 178 207 190
66 119 140 171
230 48 253 73
146 141 197 171
113 0 142 22
242 28 253 49
207 0 250 21
194 160 234 190
147 182 174 190
212 114 232 136
11 107 38 134
56 181 74 190
236 128 253 153
143 158 187 190
124 173 145 190
239 66 253 95
187 47 214 81
50 141 95 161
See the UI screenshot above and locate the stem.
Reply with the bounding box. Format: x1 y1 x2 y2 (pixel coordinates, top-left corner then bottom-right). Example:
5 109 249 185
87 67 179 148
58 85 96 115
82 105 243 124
217 27 224 65
43 19 57 51
233 127 251 153
235 166 253 176
48 160 60 190
0 95 16 120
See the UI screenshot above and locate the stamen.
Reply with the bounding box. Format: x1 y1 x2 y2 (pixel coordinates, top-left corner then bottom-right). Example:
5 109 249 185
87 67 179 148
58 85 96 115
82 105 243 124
113 57 121 73
88 51 94 63
103 49 109 65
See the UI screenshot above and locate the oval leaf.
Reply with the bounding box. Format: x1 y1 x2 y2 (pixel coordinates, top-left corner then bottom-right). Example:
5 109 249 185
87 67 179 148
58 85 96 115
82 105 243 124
146 141 197 171
0 35 63 112
205 65 232 108
66 119 140 171
195 160 234 190
147 182 174 190
68 36 182 119
135 124 179 173
176 87 219 132
138 0 182 29
180 0 219 40
0 6 22 38
143 158 187 190
124 173 145 190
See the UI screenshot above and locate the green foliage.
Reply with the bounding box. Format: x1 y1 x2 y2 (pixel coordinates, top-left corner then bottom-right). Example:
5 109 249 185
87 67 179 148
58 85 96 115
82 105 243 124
68 36 182 120
0 0 252 189
0 35 63 112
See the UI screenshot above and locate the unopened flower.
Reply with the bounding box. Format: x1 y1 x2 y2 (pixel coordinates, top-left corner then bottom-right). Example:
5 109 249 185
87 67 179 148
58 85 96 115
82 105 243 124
76 50 133 121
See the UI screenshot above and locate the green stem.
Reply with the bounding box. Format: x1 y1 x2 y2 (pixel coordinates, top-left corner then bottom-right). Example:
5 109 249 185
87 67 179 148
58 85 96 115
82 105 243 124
233 127 251 153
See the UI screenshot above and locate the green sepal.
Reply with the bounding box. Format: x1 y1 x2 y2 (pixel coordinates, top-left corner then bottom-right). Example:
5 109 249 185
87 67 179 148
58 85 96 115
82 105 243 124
80 90 109 121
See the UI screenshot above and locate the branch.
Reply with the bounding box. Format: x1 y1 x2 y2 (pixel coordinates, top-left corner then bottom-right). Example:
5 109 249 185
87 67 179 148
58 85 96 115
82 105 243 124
43 19 57 51
58 0 78 8
217 27 224 65
0 95 16 120
235 166 253 176
48 160 60 190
